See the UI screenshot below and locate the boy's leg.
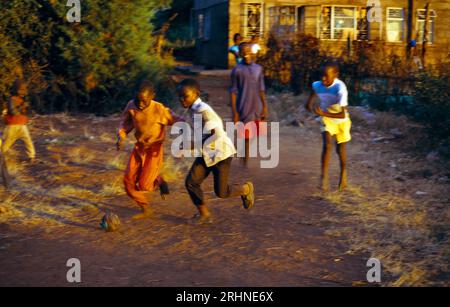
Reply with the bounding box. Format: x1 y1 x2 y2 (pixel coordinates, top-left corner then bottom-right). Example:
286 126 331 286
138 145 163 192
321 132 332 191
185 157 211 218
20 126 36 160
212 157 254 209
0 154 11 189
123 147 152 219
243 138 250 167
212 157 246 198
336 142 348 191
138 144 169 200
1 126 19 154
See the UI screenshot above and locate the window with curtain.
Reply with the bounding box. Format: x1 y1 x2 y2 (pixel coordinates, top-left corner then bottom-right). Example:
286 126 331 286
320 6 357 40
416 9 436 44
269 6 296 35
357 7 369 40
386 8 405 42
241 3 263 38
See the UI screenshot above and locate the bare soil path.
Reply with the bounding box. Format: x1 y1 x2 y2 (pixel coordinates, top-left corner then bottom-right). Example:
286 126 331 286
0 74 447 287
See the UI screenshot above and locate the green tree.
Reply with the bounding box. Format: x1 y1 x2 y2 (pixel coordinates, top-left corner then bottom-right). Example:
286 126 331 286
0 0 173 114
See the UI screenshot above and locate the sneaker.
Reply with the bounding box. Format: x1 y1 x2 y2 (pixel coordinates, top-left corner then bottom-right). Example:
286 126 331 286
241 182 255 210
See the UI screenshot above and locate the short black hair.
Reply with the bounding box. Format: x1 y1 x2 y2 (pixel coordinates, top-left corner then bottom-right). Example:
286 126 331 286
323 62 340 73
138 80 155 94
177 78 200 93
239 42 250 52
233 33 241 42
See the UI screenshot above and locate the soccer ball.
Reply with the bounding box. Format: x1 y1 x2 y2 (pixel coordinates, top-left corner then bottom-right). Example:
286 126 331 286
100 212 120 232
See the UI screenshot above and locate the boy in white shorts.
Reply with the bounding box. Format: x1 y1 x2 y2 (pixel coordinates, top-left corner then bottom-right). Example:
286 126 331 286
305 63 351 191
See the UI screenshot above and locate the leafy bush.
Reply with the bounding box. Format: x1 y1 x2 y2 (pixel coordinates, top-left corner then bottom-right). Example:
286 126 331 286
0 0 174 114
260 34 450 152
411 72 450 146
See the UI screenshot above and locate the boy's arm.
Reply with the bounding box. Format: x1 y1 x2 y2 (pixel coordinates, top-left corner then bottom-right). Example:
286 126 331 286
314 106 348 119
315 81 349 119
305 93 317 112
117 102 134 150
259 70 268 120
7 97 19 116
260 91 268 120
229 46 240 58
164 107 185 126
231 92 239 123
230 69 239 123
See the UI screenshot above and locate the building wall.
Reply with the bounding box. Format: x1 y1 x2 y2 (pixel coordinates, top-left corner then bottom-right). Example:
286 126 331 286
227 0 450 67
194 1 230 68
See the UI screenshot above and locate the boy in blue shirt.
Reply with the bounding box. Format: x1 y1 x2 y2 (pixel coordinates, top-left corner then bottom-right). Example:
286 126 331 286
305 63 352 192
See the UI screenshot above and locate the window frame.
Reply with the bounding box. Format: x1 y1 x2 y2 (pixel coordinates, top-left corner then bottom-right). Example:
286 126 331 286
268 5 297 35
241 2 265 39
416 9 437 44
320 5 359 41
386 7 405 43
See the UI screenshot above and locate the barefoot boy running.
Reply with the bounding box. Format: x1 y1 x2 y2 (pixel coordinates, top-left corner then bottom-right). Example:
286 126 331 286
117 80 181 220
177 79 255 224
305 63 351 191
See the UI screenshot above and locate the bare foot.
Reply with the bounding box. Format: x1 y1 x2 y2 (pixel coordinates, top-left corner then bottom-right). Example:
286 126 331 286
190 214 214 225
189 205 213 225
339 172 348 191
132 206 153 220
320 176 329 192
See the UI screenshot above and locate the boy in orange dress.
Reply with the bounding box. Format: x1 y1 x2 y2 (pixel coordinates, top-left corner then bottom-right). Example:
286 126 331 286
116 80 182 220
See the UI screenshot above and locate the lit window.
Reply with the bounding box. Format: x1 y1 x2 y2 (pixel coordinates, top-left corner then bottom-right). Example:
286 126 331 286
357 7 369 41
320 6 358 40
416 9 436 44
269 6 296 36
386 8 405 42
241 3 263 38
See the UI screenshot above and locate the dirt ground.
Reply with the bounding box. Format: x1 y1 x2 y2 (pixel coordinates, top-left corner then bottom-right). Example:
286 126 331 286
0 74 448 287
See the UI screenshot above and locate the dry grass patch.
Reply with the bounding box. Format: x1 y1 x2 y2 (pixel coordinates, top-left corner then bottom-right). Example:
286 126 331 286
316 185 449 286
66 146 96 164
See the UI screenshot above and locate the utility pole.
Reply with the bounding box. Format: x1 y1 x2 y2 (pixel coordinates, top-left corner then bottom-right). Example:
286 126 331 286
406 0 414 60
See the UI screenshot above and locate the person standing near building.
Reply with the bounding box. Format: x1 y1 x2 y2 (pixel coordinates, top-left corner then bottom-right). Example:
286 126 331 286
229 33 243 66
